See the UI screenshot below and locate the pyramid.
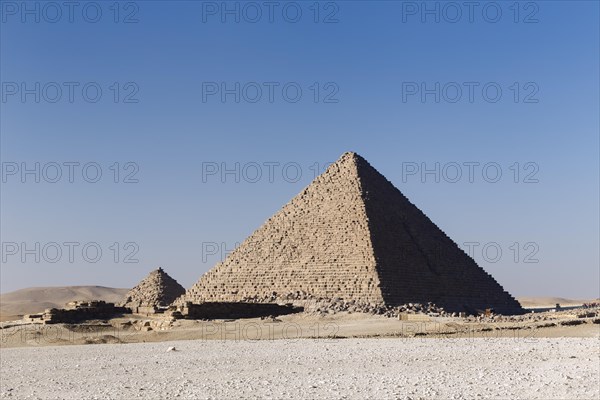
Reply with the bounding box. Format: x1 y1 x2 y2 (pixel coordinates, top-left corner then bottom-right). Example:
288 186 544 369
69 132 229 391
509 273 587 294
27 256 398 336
179 152 523 314
122 267 186 309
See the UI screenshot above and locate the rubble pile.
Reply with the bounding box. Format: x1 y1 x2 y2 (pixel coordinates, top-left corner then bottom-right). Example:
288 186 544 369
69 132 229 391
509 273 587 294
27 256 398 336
241 291 446 318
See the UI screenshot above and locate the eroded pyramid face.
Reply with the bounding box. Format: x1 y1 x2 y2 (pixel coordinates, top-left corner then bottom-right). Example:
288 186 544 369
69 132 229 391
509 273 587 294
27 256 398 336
122 267 185 308
178 152 523 315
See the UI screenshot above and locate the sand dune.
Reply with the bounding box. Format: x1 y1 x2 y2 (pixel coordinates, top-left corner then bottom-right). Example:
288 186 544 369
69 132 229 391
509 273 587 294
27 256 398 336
0 286 129 321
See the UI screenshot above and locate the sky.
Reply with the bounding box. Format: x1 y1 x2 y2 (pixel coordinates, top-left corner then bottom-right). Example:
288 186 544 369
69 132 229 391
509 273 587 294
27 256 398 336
0 0 598 299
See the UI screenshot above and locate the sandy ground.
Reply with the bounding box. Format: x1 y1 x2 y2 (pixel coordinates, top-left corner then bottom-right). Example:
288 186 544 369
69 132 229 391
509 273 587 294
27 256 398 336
1 337 598 400
2 311 599 349
1 310 598 399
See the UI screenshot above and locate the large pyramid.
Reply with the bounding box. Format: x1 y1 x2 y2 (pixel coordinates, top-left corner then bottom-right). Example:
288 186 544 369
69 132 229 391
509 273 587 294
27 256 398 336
180 152 523 314
122 267 186 309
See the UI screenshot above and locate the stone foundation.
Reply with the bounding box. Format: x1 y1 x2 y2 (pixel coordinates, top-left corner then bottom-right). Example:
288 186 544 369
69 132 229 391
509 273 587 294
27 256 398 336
24 301 129 324
177 302 302 320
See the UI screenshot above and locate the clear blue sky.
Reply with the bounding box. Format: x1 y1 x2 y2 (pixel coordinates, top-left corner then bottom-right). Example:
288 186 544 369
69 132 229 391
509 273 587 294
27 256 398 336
1 1 598 299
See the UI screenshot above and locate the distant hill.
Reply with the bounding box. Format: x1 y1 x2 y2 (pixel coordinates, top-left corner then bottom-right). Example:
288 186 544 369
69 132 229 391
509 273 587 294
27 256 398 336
0 286 129 321
517 297 595 308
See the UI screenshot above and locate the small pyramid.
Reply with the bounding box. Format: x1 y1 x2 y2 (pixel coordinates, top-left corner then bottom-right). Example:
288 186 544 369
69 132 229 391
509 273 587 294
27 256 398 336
122 267 186 309
178 152 523 314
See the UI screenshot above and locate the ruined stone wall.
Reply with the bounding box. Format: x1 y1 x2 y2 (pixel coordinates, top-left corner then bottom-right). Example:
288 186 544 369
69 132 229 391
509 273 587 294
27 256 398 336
179 302 301 320
32 302 129 324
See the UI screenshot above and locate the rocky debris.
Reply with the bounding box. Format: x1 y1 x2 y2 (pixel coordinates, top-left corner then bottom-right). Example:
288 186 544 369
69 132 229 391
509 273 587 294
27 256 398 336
464 306 600 324
577 311 597 318
83 335 122 345
242 295 600 324
242 291 446 318
121 267 186 311
260 315 283 322
112 318 178 331
582 302 600 308
560 320 586 326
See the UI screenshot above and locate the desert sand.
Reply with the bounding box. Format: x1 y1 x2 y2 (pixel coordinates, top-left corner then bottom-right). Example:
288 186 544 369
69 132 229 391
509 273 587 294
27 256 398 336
1 289 599 399
1 337 598 399
2 306 599 347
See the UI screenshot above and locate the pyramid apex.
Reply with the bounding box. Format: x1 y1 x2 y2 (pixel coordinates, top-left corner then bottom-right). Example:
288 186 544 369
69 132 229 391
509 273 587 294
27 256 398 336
337 151 367 164
340 151 358 158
